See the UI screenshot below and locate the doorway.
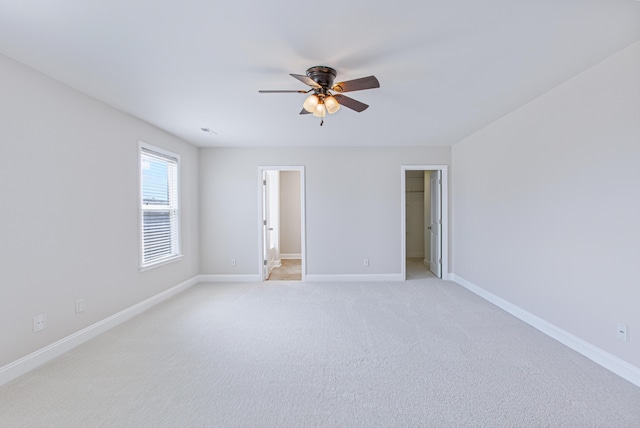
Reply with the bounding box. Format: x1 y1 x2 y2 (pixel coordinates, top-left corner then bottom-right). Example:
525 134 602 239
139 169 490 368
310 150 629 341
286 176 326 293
259 166 306 281
401 165 448 280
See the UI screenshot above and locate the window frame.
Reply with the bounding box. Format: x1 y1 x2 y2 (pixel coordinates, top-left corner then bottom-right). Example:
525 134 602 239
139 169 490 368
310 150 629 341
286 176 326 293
139 142 182 270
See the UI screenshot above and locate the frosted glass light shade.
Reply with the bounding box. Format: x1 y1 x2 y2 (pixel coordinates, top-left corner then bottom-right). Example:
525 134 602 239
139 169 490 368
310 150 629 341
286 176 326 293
325 95 341 114
303 94 319 113
313 102 327 118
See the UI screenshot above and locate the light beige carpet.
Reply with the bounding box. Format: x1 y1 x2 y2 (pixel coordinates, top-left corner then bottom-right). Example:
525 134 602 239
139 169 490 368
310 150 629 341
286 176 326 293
1 263 640 427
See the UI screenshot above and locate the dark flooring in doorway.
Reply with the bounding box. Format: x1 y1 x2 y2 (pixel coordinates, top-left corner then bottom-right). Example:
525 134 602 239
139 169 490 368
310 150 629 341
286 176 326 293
268 259 301 281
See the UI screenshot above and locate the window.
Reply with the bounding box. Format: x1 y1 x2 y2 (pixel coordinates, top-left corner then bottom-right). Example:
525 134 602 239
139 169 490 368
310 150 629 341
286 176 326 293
140 145 180 268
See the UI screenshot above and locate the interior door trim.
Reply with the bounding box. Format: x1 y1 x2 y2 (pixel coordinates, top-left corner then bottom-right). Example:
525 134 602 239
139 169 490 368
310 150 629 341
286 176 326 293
400 165 448 281
258 166 306 282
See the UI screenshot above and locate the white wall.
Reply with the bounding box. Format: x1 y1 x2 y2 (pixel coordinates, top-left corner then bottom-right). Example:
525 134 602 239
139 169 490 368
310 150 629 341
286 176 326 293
279 171 301 256
452 42 640 368
0 54 199 367
199 147 451 277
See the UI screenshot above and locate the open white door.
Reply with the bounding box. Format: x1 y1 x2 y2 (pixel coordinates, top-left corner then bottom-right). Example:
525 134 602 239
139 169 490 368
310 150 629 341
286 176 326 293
429 170 442 278
262 170 271 280
262 171 280 280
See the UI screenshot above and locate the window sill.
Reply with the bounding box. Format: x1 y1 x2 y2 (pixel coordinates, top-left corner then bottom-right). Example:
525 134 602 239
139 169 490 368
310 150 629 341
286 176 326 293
139 254 183 272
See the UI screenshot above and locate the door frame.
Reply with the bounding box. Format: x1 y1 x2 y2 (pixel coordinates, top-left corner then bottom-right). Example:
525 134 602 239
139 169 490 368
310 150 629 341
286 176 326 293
400 165 448 280
258 166 306 281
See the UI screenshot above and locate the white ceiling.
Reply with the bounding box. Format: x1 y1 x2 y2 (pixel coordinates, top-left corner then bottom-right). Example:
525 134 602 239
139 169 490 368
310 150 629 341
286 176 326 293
1 0 639 148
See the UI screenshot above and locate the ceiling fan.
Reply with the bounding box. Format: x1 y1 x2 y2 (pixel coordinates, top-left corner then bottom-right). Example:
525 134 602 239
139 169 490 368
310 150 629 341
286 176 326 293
259 66 380 125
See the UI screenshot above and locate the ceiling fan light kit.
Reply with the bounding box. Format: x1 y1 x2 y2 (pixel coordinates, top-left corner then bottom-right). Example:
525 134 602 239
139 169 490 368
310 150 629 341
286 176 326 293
325 95 340 114
313 101 327 118
259 65 379 125
303 94 319 112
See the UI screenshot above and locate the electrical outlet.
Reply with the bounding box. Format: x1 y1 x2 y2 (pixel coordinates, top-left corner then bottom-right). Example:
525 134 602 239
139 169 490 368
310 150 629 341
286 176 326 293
617 323 628 342
231 259 236 267
364 258 369 267
33 314 47 332
75 299 86 314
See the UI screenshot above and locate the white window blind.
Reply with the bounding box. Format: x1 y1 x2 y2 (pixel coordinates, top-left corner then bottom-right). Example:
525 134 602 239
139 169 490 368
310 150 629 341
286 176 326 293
140 147 180 266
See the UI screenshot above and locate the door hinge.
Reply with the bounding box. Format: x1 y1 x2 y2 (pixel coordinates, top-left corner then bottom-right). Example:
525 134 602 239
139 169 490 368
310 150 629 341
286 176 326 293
263 219 267 226
263 260 267 266
439 258 442 264
263 179 266 186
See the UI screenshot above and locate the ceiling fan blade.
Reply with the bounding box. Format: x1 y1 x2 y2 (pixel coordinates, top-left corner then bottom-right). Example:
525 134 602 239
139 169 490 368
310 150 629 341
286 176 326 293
299 108 311 115
334 94 369 112
332 76 380 93
290 73 322 89
258 89 309 93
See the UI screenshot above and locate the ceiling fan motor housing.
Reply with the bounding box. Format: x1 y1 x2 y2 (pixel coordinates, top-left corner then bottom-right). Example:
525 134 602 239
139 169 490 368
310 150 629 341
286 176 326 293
306 66 337 91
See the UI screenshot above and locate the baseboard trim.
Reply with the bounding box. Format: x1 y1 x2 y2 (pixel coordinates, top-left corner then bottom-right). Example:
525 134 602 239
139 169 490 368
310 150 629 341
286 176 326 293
450 273 640 388
305 273 404 282
0 275 200 387
199 274 262 283
280 253 301 260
